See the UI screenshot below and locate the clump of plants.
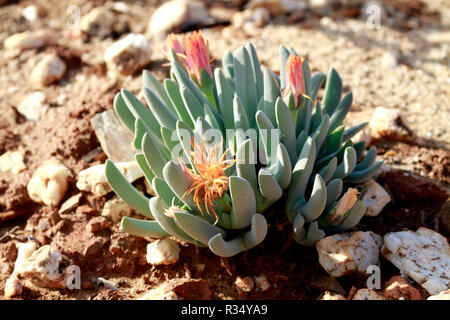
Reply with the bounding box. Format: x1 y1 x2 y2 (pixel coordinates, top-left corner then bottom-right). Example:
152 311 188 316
105 31 382 257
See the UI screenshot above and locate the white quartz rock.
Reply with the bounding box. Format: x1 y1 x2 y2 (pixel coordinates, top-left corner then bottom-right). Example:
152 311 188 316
4 276 22 298
27 158 72 207
147 0 214 38
382 227 450 295
4 30 56 51
352 288 385 300
316 231 383 277
13 241 38 275
18 245 72 289
76 161 143 197
146 239 180 266
0 150 26 174
104 33 152 76
369 107 415 142
17 91 47 122
427 289 450 300
31 54 66 86
101 197 133 223
362 179 391 217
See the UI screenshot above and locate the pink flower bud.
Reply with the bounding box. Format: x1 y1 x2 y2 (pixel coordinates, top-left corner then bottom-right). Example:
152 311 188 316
183 31 213 84
167 33 184 58
284 55 306 107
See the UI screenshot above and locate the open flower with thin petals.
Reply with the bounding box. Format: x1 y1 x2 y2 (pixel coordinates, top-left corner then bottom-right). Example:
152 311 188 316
179 138 235 223
327 188 359 224
283 54 311 108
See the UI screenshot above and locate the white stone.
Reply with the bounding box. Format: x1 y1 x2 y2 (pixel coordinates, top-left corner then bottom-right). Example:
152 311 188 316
309 0 337 9
21 5 40 22
80 7 115 37
352 288 385 300
76 161 144 197
147 0 214 38
4 276 22 298
17 91 47 122
111 2 131 14
362 180 391 217
247 0 307 15
427 289 450 300
13 241 38 275
235 276 255 292
31 54 66 86
316 231 383 277
382 51 399 69
0 150 26 174
58 193 82 214
146 239 180 266
18 245 72 289
27 158 71 207
254 274 271 292
4 30 56 51
104 33 152 76
232 8 271 33
101 197 133 223
319 291 346 300
382 227 450 295
369 107 414 142
90 109 135 162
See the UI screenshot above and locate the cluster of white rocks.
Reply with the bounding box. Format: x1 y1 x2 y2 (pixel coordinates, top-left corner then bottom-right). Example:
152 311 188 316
316 227 449 299
5 242 72 298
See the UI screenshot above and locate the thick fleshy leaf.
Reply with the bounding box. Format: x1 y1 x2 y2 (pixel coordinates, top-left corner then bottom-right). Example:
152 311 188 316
322 68 342 116
121 89 163 143
120 216 169 238
345 160 383 184
293 221 325 246
208 214 267 257
165 79 194 128
149 196 196 244
174 211 225 246
229 176 256 229
269 143 292 190
329 91 353 132
233 46 257 127
142 70 176 113
105 160 152 218
262 67 279 127
142 132 166 179
275 98 297 165
258 169 282 201
113 92 135 133
300 174 327 222
325 178 343 207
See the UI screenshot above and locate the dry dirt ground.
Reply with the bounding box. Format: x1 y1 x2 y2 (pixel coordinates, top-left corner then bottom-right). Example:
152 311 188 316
0 0 449 300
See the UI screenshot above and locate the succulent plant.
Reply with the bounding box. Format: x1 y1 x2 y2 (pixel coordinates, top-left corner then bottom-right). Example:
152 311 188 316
105 31 382 257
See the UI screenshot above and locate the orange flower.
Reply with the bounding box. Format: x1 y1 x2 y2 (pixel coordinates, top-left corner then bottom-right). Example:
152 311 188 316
183 31 213 84
283 55 310 107
179 138 234 223
328 188 359 224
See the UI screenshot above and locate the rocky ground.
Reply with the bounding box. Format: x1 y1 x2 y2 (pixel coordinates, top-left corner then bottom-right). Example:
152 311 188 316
0 0 449 300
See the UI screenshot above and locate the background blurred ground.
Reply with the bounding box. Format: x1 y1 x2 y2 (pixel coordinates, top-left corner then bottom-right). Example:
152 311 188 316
0 0 448 300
